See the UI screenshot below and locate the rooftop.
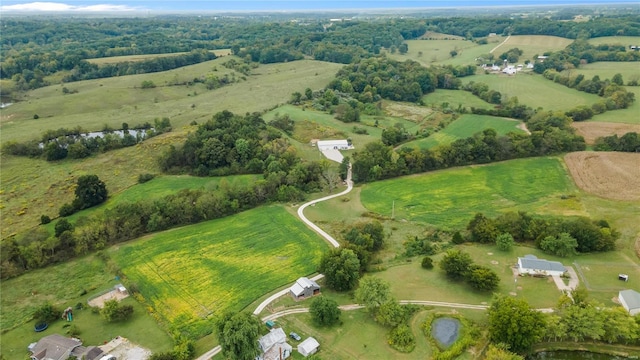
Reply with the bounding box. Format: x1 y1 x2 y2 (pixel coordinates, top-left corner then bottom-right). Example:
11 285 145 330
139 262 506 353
620 289 640 309
518 255 565 273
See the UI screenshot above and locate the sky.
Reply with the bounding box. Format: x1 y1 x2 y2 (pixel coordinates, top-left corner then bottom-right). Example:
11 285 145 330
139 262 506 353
1 0 638 13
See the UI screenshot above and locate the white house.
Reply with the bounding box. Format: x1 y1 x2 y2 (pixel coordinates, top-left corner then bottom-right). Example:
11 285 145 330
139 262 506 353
297 337 320 358
257 328 292 360
290 277 320 300
502 66 517 75
517 255 566 276
316 140 351 151
619 289 640 315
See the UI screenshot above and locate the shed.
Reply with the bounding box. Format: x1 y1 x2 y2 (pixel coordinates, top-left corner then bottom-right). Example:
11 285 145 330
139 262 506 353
29 334 82 360
297 337 320 357
290 277 320 300
257 328 292 360
619 289 640 315
316 140 351 151
517 255 566 277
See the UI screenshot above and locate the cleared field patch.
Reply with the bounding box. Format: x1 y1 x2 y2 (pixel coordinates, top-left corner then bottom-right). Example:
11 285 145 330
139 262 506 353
1 59 343 142
421 89 495 111
590 86 640 124
564 151 640 201
360 157 578 229
497 35 572 63
388 39 495 67
405 114 526 150
110 205 328 335
462 73 601 111
382 100 435 122
572 251 640 305
571 121 640 144
587 36 640 46
86 49 231 65
575 62 640 83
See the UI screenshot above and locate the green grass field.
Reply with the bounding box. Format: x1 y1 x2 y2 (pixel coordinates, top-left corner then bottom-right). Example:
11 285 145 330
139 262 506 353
590 86 640 124
110 205 328 334
421 89 495 110
86 49 231 65
1 58 343 143
496 35 573 63
360 157 577 229
587 36 640 46
462 73 601 111
404 114 526 150
388 39 496 67
575 62 640 83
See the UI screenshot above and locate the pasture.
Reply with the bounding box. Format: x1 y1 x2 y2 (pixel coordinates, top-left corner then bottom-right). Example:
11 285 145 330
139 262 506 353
496 35 573 63
360 157 577 229
388 39 496 67
572 251 640 305
86 49 232 65
110 205 328 335
590 86 640 124
404 114 526 150
421 89 495 111
574 62 640 83
462 73 601 111
587 36 640 46
0 58 343 142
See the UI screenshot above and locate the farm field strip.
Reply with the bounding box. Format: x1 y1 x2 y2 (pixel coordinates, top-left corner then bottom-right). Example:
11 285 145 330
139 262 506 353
462 73 601 111
110 205 328 333
405 113 525 149
86 49 232 65
499 35 573 62
360 157 577 228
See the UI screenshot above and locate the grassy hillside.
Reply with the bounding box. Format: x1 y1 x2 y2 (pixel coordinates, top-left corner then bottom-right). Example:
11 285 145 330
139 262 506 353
590 86 640 124
110 205 328 335
421 89 495 110
495 35 573 63
462 73 601 111
388 39 496 67
0 58 343 142
360 157 577 229
587 36 640 46
575 62 640 82
404 114 526 150
86 49 231 65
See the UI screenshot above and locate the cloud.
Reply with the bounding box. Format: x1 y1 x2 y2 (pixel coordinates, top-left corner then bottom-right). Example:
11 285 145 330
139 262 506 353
1 2 139 12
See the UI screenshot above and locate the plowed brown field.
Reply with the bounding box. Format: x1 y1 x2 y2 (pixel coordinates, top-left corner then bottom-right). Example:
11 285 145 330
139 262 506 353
564 152 640 201
572 122 640 144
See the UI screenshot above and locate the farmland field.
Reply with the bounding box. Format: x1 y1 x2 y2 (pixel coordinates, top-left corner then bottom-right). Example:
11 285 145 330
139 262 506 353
590 86 640 124
421 89 495 110
110 205 328 335
86 49 231 65
574 62 640 83
388 39 496 67
462 73 601 111
360 157 577 229
495 35 573 63
571 121 640 144
405 114 526 150
0 58 343 142
564 152 640 201
587 36 640 46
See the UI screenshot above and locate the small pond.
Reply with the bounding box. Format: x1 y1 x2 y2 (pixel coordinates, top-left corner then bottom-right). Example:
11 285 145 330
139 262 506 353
527 351 628 360
431 317 461 348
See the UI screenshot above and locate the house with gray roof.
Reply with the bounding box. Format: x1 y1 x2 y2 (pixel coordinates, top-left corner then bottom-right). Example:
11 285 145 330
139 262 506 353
28 334 104 360
290 277 320 300
619 289 640 315
297 337 320 358
517 255 566 276
257 328 292 360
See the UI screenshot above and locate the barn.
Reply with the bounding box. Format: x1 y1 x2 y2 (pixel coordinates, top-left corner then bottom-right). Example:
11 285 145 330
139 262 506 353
316 140 351 151
290 277 320 300
619 289 640 315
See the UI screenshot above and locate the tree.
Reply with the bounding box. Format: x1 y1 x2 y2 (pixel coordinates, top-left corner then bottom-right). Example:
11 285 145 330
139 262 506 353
54 218 74 237
305 87 313 100
74 175 108 210
309 296 341 326
354 276 391 315
539 233 578 257
467 264 500 291
216 312 262 360
467 213 499 243
439 249 473 280
484 344 524 360
34 303 59 323
101 299 134 322
488 295 546 353
421 256 434 269
451 231 465 244
318 248 361 291
495 233 514 252
611 73 624 86
376 300 408 327
387 324 415 352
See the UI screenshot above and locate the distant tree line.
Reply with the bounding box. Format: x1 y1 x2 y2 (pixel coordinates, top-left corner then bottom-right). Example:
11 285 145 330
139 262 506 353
351 111 585 183
2 118 171 161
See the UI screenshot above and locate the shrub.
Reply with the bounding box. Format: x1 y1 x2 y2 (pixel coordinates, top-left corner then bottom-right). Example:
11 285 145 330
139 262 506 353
101 299 134 322
40 215 51 224
421 256 434 269
34 303 59 323
59 203 76 217
138 173 155 183
388 324 416 352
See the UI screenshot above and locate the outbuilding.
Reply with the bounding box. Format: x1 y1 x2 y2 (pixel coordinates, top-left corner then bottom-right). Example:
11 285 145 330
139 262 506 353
517 255 566 277
297 337 320 357
316 140 351 151
619 289 640 315
257 328 292 360
290 277 320 300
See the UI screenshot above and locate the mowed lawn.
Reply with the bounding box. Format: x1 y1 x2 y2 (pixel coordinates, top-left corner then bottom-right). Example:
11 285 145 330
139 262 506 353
110 205 328 334
462 73 601 111
360 157 577 229
497 35 572 62
590 86 640 124
575 62 640 82
404 114 526 150
587 36 640 46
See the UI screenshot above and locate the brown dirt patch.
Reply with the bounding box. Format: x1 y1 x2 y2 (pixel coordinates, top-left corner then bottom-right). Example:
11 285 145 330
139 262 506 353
571 121 640 145
564 151 640 201
383 101 433 122
88 289 130 308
